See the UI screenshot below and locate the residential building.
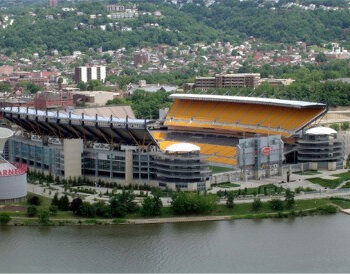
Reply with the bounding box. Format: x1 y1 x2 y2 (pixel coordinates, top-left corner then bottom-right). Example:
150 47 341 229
74 66 106 83
133 50 149 66
48 0 58 7
193 73 261 90
33 91 74 109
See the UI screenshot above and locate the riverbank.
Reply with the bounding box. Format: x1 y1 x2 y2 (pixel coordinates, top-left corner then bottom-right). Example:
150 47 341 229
3 198 345 226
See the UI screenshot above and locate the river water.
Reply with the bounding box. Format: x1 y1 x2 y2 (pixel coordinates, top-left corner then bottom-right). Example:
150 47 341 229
1 214 350 272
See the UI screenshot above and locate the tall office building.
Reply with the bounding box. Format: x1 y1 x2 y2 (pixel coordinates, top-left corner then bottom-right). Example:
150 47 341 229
74 66 106 83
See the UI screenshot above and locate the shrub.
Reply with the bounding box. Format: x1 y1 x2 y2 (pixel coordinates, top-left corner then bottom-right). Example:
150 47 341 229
70 197 83 215
330 123 340 131
317 205 337 214
28 195 41 206
79 202 96 218
252 198 263 212
27 205 38 217
341 122 349 131
171 192 216 215
58 195 70 211
141 196 163 217
285 189 295 209
226 192 235 209
0 213 11 225
38 209 50 225
93 201 111 218
269 199 284 211
49 205 58 216
109 191 138 218
51 193 59 207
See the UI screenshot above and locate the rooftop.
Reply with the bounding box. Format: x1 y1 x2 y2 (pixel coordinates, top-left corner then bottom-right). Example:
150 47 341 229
305 127 337 135
1 107 146 125
165 142 200 153
170 94 326 108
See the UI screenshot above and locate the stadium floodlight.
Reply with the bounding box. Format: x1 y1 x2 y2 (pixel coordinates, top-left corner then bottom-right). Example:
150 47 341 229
0 127 13 155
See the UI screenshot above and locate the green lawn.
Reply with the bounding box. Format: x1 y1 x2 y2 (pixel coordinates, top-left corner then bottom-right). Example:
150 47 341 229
214 182 240 188
209 166 235 174
308 172 350 189
156 198 331 218
231 184 285 196
330 199 350 209
341 182 350 189
293 170 321 175
308 177 342 189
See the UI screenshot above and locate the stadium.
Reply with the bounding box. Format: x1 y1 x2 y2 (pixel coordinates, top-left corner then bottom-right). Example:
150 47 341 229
0 93 344 191
0 127 27 204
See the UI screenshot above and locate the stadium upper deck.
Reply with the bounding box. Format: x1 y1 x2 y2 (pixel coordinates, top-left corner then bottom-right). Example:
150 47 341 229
164 94 327 138
1 107 155 146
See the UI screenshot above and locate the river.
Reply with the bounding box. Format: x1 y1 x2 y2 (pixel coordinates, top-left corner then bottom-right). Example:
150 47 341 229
1 214 350 272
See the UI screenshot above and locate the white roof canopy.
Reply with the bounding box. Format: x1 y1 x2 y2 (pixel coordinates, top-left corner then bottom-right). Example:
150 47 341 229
170 94 325 108
165 142 200 153
305 127 337 135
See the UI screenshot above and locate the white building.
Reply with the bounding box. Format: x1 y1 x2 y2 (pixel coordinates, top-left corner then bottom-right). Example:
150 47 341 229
74 66 107 83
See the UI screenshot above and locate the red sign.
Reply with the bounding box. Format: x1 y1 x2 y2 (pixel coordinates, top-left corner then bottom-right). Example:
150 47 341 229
261 147 271 156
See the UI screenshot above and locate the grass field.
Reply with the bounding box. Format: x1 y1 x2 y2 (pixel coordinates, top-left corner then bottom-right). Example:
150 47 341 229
231 184 285 196
209 166 235 174
308 172 350 189
293 170 321 175
330 197 350 209
214 182 240 188
341 182 350 189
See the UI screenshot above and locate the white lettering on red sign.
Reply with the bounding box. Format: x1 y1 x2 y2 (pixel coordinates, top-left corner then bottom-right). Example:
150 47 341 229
261 147 271 156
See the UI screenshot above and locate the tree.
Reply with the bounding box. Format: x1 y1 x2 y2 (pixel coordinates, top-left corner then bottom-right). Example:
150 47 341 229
285 189 295 209
0 213 10 225
269 199 284 211
79 202 96 218
252 198 263 212
77 81 87 91
51 193 59 207
27 205 38 217
315 52 327 63
70 197 83 215
330 123 340 131
58 195 70 211
171 192 216 215
28 195 41 206
141 196 163 217
109 191 138 218
38 209 50 225
49 205 58 216
93 201 111 218
341 122 349 131
226 192 235 209
329 124 339 131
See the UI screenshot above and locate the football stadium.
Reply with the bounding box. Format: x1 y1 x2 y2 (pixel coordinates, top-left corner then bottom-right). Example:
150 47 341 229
0 93 344 191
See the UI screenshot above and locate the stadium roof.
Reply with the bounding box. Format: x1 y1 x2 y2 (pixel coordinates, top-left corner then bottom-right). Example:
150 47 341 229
170 94 326 108
2 107 145 124
1 107 156 146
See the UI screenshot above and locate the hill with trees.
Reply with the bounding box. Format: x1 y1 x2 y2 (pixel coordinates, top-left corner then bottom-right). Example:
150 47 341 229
0 0 349 55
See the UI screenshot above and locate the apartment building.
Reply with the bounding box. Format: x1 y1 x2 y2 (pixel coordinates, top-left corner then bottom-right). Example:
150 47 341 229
74 66 106 83
194 73 261 90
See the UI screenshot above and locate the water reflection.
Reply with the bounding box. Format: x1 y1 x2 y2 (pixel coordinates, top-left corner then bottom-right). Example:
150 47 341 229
0 215 349 272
